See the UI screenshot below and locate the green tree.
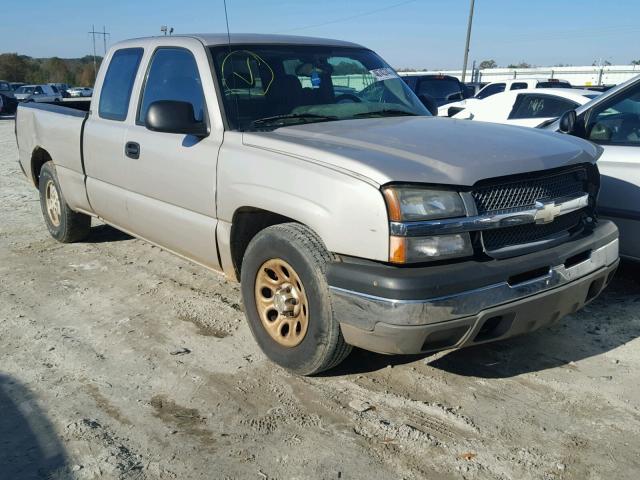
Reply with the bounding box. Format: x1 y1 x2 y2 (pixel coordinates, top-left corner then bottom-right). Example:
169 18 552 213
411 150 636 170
78 63 97 86
631 60 640 65
507 62 531 69
43 57 72 84
478 59 497 70
0 53 29 81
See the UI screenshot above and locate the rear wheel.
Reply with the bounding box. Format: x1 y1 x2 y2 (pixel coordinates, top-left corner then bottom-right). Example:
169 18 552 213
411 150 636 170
240 223 352 375
39 161 90 243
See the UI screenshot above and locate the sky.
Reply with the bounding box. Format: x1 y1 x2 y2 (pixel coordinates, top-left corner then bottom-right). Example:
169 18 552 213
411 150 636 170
1 0 639 69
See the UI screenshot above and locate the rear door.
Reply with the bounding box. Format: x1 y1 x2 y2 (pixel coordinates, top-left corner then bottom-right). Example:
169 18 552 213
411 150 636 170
83 47 144 230
120 42 223 269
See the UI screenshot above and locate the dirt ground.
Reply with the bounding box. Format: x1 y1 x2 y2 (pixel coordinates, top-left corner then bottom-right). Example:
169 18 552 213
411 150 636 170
1 117 639 480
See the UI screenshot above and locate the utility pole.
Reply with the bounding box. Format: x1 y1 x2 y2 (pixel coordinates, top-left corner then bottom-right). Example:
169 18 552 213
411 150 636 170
89 24 97 79
102 26 110 54
461 0 475 83
89 25 110 79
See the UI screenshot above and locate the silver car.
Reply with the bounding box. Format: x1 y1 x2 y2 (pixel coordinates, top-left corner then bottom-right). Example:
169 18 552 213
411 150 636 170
13 84 62 103
546 75 640 261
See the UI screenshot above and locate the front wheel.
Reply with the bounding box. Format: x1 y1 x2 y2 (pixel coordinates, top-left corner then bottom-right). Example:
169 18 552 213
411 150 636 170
240 223 352 375
39 161 91 243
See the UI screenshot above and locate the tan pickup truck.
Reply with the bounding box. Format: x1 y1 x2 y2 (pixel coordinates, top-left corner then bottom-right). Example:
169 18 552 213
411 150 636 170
16 34 619 375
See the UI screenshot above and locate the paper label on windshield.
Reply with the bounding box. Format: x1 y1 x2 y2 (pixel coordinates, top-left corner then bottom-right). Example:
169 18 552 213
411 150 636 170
369 68 398 82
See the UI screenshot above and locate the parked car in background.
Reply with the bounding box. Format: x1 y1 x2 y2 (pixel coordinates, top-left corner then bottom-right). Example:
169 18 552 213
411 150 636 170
48 83 71 98
13 84 62 103
0 80 18 114
452 88 599 127
440 78 572 116
16 33 618 375
10 82 26 91
401 74 468 107
0 80 19 114
545 75 640 261
67 87 93 97
1 80 14 95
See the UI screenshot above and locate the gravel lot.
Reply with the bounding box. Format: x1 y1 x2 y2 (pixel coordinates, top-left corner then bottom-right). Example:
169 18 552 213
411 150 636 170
1 117 639 480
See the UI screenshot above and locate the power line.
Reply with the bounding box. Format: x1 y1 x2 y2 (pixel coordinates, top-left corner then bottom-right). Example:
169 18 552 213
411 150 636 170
284 0 418 33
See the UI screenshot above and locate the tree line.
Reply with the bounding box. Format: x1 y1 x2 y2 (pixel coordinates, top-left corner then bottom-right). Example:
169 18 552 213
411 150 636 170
0 53 103 86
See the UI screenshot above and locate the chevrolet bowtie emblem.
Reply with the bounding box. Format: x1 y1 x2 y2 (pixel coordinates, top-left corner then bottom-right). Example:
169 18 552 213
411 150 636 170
534 201 562 224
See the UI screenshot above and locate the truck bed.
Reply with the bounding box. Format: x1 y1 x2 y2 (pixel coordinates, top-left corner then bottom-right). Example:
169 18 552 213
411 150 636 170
16 100 91 212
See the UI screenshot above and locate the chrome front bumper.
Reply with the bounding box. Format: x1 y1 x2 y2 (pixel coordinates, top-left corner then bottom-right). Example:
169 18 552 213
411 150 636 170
330 238 619 331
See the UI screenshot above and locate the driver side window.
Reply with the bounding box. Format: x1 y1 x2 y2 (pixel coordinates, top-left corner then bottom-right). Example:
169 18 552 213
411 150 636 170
588 84 640 145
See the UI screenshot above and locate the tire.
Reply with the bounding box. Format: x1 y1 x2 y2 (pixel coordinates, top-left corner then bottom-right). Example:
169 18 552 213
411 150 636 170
240 223 352 375
38 161 91 243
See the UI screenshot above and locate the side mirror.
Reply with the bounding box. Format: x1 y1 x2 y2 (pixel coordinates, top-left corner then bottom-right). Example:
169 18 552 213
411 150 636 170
558 110 577 134
417 94 438 116
145 100 208 137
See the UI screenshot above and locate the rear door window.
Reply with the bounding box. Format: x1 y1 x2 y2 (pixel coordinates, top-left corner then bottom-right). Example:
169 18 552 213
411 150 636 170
476 83 505 99
137 47 205 124
510 82 528 90
99 48 144 121
509 94 578 119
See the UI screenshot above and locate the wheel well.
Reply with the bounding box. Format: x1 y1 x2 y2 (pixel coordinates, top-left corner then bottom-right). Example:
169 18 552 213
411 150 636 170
230 207 296 277
31 147 52 188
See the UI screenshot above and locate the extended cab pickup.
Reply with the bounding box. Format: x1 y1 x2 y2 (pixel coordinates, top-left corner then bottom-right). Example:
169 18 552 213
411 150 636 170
16 34 619 375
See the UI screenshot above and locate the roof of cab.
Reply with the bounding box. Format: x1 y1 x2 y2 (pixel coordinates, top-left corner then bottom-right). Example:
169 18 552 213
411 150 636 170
124 33 365 49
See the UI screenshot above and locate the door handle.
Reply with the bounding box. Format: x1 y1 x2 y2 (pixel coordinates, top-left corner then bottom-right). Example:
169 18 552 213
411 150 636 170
125 142 140 159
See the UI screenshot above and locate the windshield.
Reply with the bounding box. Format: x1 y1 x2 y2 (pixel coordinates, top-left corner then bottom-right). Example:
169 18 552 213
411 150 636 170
16 86 35 94
415 77 464 105
209 45 429 131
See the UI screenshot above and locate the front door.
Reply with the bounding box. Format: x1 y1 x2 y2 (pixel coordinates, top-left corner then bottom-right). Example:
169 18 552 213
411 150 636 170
584 81 640 260
121 45 223 269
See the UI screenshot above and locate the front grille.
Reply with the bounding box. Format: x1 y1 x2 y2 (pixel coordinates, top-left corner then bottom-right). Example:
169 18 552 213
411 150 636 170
482 210 585 251
472 168 588 214
472 167 593 255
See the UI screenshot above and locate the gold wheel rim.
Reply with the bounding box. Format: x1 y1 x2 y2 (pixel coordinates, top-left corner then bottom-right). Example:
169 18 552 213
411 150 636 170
45 180 61 227
254 258 309 348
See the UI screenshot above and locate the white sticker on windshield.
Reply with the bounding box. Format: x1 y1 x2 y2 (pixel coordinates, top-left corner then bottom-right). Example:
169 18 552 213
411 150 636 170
369 68 398 82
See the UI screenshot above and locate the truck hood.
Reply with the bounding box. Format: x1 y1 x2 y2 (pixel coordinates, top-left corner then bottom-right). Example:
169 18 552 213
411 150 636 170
243 116 601 186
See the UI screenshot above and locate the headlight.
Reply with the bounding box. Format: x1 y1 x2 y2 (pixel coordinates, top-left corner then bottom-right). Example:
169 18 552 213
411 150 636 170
382 185 472 263
382 186 466 221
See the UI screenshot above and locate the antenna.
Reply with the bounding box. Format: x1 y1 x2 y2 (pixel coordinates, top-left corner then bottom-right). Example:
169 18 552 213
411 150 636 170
223 0 231 46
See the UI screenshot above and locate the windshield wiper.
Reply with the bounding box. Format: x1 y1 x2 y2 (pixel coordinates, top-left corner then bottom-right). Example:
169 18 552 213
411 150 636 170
353 109 420 118
252 113 338 128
